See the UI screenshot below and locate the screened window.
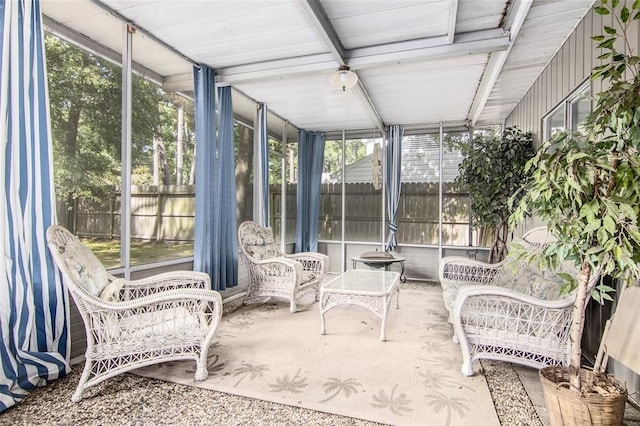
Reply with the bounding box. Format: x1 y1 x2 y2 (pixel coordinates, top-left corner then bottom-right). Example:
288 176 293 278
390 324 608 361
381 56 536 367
319 139 343 241
46 33 123 269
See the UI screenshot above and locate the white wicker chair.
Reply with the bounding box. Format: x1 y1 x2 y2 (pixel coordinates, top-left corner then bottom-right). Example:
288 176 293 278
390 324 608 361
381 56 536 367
238 221 328 313
439 227 579 376
46 225 222 402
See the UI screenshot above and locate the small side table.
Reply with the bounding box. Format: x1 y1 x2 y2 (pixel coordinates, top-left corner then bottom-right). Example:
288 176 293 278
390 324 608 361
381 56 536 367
351 255 406 283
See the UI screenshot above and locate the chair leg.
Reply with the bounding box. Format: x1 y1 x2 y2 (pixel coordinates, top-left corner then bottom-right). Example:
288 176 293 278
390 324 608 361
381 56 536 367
194 350 209 381
289 299 297 313
72 360 94 402
461 360 474 377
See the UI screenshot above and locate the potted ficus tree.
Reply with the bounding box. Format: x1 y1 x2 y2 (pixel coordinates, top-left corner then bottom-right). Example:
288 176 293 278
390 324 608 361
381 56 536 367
510 0 640 423
452 126 534 263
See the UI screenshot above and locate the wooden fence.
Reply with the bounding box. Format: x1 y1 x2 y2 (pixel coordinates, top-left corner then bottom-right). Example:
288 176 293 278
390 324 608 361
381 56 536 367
60 182 476 246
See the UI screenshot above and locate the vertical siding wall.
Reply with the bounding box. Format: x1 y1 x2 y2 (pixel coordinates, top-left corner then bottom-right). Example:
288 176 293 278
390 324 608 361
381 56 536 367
505 4 640 142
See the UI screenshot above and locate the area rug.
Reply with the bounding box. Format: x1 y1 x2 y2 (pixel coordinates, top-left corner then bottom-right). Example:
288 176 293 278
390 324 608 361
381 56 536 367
134 283 500 426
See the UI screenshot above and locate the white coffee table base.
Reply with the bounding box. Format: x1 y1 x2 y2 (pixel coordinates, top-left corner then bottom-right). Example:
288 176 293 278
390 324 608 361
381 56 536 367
320 279 400 341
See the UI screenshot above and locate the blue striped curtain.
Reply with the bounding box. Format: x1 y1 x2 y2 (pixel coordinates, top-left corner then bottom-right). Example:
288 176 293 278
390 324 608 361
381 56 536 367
193 67 237 290
295 130 325 253
0 0 70 412
385 125 404 251
253 103 269 226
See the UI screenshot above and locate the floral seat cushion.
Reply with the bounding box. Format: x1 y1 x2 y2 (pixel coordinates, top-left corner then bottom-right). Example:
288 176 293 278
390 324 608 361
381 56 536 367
62 239 109 297
239 222 282 260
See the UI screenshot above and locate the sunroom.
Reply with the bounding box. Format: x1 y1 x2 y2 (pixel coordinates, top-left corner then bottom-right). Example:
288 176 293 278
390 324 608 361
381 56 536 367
2 0 640 423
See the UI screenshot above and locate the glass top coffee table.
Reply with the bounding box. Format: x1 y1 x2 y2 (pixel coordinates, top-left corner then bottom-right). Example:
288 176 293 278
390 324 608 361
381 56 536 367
319 270 400 341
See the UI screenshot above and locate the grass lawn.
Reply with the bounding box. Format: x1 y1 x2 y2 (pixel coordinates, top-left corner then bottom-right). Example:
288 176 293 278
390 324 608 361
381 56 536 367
83 238 194 269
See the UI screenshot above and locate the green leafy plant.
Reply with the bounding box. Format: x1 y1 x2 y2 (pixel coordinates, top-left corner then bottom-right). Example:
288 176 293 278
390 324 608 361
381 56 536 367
510 0 640 392
453 127 534 262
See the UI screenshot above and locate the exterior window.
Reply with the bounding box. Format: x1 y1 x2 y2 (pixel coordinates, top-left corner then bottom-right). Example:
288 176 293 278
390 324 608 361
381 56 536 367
543 81 591 140
570 94 591 135
544 104 566 140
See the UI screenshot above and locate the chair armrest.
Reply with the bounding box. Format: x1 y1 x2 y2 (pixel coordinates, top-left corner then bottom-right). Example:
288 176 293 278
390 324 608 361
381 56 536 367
251 257 303 278
439 256 506 285
285 252 328 273
88 288 222 311
118 271 212 300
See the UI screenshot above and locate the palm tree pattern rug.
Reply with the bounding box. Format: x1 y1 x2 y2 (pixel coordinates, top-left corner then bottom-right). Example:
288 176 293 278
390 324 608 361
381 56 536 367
134 283 500 426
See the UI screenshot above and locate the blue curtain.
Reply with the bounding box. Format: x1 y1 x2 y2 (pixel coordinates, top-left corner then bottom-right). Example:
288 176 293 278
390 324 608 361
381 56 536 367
214 86 238 289
385 125 403 251
295 130 325 253
253 103 269 226
0 0 70 412
193 67 238 290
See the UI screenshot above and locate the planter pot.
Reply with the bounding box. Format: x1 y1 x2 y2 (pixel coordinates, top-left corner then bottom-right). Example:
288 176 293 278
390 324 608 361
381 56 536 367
539 366 627 426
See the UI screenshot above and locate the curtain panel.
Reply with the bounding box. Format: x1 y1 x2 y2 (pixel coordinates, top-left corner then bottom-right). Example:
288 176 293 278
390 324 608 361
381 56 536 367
193 67 238 290
252 103 269 226
385 125 403 251
295 130 325 253
0 0 70 412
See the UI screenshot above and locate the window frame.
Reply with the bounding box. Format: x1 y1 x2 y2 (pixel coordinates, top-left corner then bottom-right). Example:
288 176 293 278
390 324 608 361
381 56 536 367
542 80 591 141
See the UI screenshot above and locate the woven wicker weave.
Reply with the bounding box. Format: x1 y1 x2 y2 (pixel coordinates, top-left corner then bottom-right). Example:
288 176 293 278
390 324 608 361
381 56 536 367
46 225 222 402
238 221 328 313
439 227 582 376
540 366 627 426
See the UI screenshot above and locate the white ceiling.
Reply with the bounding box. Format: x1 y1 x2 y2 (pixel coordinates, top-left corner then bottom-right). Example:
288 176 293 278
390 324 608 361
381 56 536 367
41 0 596 139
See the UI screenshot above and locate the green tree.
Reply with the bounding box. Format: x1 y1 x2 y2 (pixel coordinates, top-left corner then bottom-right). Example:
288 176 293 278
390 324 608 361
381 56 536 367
323 139 367 177
452 127 534 262
45 34 186 229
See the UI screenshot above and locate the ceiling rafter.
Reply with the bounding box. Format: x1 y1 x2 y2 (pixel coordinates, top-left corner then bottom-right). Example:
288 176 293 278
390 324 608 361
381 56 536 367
296 0 347 66
447 0 459 44
210 29 510 87
296 0 385 133
468 0 533 126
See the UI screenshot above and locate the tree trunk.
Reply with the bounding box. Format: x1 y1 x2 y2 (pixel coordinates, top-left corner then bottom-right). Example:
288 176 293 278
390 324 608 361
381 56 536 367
153 137 160 185
188 145 196 185
156 139 171 185
64 94 83 230
568 261 593 392
176 105 184 185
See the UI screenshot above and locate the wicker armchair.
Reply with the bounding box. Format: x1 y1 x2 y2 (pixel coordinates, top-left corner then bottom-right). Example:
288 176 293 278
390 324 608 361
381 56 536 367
46 225 222 402
238 221 328 313
439 227 577 376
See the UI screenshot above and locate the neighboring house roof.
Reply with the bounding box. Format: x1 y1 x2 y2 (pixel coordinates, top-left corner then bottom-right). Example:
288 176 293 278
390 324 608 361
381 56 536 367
331 136 463 183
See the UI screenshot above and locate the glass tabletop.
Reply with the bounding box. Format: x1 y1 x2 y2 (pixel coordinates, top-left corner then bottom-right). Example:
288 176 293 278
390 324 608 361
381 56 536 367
322 270 399 295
